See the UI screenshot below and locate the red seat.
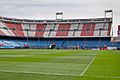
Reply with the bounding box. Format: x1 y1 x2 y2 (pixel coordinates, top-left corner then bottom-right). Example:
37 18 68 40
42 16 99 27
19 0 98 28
35 24 45 37
56 24 71 36
0 30 6 36
5 22 24 37
81 24 95 36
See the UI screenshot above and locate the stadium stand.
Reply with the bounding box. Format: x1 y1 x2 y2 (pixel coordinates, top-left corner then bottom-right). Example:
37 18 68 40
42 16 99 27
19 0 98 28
0 16 120 49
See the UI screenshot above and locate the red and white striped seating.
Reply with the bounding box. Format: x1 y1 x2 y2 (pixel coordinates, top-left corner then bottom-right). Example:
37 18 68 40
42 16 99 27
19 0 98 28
0 17 112 38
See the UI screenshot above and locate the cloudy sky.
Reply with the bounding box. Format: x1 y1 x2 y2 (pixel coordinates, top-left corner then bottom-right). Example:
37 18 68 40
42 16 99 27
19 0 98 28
0 0 119 36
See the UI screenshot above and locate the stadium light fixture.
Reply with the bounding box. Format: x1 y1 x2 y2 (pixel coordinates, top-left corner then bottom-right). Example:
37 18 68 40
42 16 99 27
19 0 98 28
105 10 113 19
56 12 63 20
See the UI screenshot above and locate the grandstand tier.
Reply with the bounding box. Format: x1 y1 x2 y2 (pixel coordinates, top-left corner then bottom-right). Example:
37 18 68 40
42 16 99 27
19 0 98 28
0 17 112 38
0 36 119 49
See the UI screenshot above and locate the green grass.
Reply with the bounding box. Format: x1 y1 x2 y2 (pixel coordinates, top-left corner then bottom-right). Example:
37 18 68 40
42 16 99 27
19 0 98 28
0 49 119 80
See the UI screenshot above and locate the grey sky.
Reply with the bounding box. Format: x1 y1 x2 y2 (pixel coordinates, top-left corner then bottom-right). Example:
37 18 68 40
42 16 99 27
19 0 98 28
0 0 119 36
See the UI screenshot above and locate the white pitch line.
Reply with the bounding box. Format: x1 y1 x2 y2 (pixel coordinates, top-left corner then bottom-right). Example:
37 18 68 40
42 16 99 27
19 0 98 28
0 70 119 79
80 56 96 76
0 70 80 77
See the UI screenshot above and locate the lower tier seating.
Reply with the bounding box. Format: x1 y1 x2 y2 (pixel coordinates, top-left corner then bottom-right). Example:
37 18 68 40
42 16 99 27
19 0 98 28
0 37 119 49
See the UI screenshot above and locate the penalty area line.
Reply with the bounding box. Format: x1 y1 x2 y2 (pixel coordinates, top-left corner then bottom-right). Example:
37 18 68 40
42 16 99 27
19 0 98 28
80 56 96 76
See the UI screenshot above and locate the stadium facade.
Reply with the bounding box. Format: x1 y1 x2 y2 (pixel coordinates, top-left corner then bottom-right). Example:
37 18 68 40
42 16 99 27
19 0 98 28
0 13 120 50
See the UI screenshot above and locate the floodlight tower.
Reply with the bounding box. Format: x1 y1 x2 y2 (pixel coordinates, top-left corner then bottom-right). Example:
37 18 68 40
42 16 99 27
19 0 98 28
105 10 113 22
105 10 113 36
105 10 115 47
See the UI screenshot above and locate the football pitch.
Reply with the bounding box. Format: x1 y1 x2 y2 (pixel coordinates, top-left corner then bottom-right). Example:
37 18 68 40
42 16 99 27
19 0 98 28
0 49 120 80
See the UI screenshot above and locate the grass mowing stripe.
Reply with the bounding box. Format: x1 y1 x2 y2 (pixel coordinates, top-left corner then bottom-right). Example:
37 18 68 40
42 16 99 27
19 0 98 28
80 56 96 76
0 70 81 77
